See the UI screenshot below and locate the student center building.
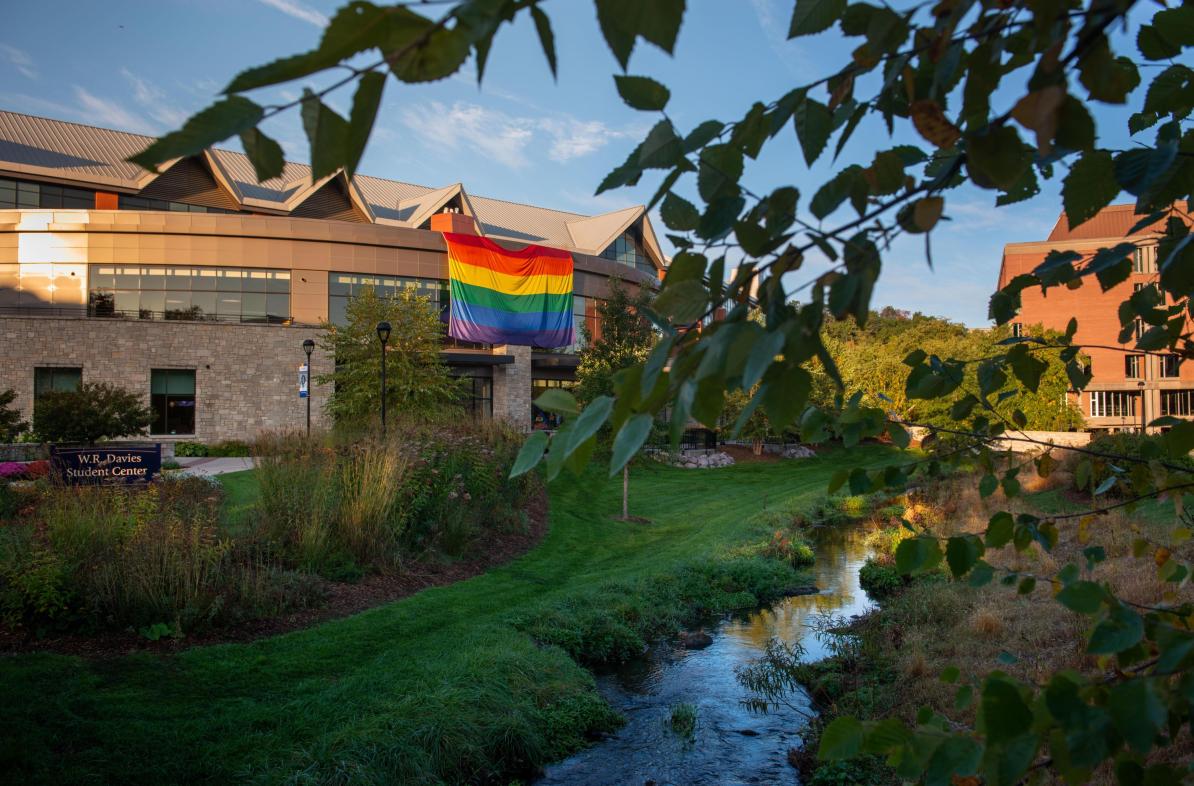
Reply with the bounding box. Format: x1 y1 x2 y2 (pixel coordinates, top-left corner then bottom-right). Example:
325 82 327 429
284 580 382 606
0 111 664 441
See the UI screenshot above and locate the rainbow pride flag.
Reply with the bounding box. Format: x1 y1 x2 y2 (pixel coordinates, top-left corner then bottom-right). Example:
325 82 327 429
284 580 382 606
444 232 574 347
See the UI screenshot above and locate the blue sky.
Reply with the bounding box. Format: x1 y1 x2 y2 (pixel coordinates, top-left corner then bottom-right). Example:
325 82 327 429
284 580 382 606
0 0 1148 325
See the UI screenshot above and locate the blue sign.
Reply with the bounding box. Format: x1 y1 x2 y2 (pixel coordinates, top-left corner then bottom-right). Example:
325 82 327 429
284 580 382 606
299 364 309 398
50 444 162 486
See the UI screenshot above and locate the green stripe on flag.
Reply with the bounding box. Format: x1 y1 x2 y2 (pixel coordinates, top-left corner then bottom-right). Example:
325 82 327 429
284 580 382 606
450 280 573 314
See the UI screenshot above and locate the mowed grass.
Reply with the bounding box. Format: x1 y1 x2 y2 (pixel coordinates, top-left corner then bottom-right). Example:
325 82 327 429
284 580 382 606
0 446 894 785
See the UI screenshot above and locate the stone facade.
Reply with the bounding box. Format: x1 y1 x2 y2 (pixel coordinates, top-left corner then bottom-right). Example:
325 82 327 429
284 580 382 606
491 344 533 429
0 316 332 443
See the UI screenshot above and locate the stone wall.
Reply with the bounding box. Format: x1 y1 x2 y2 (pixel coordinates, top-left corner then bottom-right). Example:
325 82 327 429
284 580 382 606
491 344 532 430
0 316 332 443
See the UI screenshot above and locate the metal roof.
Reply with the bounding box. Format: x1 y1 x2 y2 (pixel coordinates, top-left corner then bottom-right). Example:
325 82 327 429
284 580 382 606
0 109 663 265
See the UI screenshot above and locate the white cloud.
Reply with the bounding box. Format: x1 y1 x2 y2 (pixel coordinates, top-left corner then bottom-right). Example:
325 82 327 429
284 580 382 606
0 44 35 80
256 0 329 28
400 101 629 169
71 86 154 134
120 69 188 129
401 102 536 168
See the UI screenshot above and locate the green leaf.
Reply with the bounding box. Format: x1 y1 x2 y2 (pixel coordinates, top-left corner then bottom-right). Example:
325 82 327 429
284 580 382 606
509 431 548 477
1138 24 1181 61
344 71 385 177
742 330 786 390
614 75 670 111
1055 580 1104 615
637 120 685 169
530 6 558 77
1143 65 1194 117
895 536 942 576
966 125 1031 191
239 128 284 182
1088 603 1144 654
793 97 833 166
1108 679 1165 754
788 0 845 37
818 716 865 760
979 474 998 498
568 396 614 453
595 0 686 70
654 279 707 324
925 736 981 786
661 192 700 231
986 511 1014 548
981 678 1032 744
388 26 470 83
698 144 744 202
810 166 865 219
663 251 706 284
1163 421 1194 457
609 413 654 476
534 388 579 416
946 535 983 578
300 90 350 181
129 97 264 172
1008 344 1047 393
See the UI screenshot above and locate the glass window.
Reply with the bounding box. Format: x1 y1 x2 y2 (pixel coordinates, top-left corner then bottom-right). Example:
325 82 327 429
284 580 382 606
150 369 196 435
1161 355 1182 378
34 367 82 398
454 375 493 418
0 177 95 209
1090 391 1138 419
1011 323 1023 338
88 264 288 323
118 194 237 214
1161 390 1194 417
532 379 578 429
1133 245 1157 274
1125 354 1143 379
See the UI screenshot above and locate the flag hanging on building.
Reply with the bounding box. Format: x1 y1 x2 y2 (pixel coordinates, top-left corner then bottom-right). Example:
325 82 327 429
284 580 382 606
444 232 574 347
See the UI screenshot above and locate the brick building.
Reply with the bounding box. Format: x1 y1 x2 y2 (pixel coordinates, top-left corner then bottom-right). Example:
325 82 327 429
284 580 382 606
0 111 663 442
998 203 1192 433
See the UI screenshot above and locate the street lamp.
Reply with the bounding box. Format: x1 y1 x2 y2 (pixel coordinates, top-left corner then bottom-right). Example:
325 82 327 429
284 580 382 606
1138 379 1146 434
302 338 315 438
376 321 391 437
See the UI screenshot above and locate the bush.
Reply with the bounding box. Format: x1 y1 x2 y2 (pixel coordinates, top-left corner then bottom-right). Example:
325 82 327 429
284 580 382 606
1080 431 1194 496
32 382 152 444
0 388 28 443
209 440 250 457
858 557 906 600
0 477 326 633
173 441 208 457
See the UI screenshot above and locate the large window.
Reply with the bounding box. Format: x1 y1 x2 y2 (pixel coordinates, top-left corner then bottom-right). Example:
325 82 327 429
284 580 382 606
1162 390 1194 417
1161 354 1182 378
89 265 290 323
0 263 87 313
118 194 238 214
1090 390 1138 419
0 177 94 209
328 273 447 325
600 227 655 276
532 378 578 429
150 369 196 435
1125 354 1143 379
34 367 82 398
457 375 493 418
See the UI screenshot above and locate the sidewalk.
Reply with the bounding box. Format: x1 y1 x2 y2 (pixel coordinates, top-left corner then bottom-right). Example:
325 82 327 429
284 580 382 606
175 457 256 476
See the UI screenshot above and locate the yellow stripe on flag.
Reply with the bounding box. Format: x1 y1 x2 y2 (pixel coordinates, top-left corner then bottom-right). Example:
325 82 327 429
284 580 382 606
448 256 573 296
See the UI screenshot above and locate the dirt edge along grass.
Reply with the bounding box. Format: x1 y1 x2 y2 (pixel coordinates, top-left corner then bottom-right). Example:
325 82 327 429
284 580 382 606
0 446 897 785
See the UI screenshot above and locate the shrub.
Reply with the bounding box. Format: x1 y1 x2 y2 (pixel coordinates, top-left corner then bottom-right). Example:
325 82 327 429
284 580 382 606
208 440 250 457
858 557 906 600
0 388 28 443
32 382 152 444
1080 431 1194 496
669 702 697 739
173 441 208 457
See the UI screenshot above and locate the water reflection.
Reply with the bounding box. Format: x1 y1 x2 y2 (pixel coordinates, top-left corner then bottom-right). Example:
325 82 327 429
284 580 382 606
536 526 876 786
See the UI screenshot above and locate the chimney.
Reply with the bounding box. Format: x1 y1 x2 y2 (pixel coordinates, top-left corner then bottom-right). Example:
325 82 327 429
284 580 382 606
430 211 478 235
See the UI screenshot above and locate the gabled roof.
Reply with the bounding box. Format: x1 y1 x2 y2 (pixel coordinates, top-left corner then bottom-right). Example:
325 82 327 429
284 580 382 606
0 109 663 270
1047 202 1191 241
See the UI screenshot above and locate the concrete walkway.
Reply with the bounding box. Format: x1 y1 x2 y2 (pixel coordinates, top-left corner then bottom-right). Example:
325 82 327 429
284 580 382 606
175 457 256 476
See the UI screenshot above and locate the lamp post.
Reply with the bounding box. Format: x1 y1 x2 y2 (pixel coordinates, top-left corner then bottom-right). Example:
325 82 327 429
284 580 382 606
1138 379 1146 434
376 321 391 437
302 338 315 438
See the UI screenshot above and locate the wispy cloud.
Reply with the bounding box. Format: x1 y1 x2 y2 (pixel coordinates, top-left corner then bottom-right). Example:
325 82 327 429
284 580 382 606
0 44 36 80
400 101 631 169
256 0 328 28
120 69 188 129
72 86 154 134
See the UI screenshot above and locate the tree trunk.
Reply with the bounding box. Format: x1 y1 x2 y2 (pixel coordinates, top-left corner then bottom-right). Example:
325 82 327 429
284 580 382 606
622 465 629 520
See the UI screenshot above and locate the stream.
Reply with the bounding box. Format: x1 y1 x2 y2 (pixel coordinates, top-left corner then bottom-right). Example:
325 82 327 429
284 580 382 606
536 524 876 786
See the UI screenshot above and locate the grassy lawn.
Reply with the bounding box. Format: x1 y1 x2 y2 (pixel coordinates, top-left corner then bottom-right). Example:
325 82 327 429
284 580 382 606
0 446 893 785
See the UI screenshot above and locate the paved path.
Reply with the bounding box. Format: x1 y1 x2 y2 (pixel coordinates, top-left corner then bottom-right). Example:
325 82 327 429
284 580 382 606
175 457 255 476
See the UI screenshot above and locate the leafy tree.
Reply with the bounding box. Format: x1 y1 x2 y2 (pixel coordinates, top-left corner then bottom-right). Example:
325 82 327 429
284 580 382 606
33 383 152 444
0 389 28 443
317 286 461 427
574 278 656 405
136 1 1194 782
